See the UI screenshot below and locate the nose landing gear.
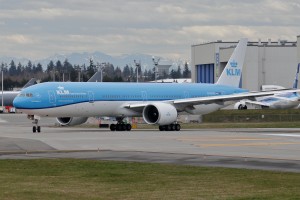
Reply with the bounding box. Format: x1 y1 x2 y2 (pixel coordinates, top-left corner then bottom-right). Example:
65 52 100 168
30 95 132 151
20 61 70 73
28 115 41 133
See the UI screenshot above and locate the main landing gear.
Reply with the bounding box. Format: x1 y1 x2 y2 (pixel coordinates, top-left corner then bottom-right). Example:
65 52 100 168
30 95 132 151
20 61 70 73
110 117 132 131
28 115 41 133
159 123 181 131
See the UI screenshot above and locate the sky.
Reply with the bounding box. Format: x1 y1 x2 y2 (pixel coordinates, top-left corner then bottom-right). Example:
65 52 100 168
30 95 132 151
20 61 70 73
0 0 300 61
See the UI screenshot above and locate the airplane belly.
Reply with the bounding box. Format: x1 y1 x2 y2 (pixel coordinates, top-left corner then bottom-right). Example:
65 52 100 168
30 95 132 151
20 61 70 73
18 101 141 117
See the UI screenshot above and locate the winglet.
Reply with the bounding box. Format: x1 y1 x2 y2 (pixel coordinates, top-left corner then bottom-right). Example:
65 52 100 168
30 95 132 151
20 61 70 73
292 63 300 89
216 38 248 87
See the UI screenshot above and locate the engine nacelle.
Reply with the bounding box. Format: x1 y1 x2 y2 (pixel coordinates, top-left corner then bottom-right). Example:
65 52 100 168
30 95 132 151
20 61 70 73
143 103 177 125
234 101 247 110
56 117 88 126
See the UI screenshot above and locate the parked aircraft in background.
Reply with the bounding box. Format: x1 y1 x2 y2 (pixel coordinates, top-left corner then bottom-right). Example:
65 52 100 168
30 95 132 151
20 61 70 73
234 63 300 110
13 38 300 133
0 78 37 110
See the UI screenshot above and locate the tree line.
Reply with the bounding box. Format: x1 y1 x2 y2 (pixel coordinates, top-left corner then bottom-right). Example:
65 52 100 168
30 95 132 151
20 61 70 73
0 59 191 90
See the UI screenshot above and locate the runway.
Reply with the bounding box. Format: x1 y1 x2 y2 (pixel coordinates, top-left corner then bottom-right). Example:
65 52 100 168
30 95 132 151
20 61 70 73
1 114 300 172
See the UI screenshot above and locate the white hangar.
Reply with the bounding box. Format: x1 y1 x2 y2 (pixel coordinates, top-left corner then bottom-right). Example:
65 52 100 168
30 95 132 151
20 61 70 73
191 36 300 91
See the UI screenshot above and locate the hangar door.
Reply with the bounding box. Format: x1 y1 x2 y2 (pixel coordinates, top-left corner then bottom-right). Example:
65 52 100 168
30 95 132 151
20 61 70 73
196 64 214 83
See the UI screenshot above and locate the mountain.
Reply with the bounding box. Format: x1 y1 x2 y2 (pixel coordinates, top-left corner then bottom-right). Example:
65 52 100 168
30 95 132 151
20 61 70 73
0 52 188 72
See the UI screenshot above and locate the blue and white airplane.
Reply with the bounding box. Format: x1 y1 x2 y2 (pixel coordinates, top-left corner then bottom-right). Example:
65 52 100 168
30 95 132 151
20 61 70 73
13 38 299 133
235 63 300 110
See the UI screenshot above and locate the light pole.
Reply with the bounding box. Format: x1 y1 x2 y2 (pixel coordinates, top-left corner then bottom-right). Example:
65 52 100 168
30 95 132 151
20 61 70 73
76 66 81 82
152 57 160 82
96 62 105 82
1 68 3 112
134 60 141 83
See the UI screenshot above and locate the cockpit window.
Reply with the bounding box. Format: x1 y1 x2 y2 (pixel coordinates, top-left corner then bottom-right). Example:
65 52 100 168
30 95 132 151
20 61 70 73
18 93 33 97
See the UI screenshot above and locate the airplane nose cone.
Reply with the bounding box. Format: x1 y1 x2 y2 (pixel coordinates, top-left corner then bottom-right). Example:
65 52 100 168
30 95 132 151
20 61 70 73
13 97 23 109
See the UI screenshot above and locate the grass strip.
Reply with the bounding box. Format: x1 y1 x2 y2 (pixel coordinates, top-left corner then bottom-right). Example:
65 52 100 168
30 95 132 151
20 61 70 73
0 159 300 200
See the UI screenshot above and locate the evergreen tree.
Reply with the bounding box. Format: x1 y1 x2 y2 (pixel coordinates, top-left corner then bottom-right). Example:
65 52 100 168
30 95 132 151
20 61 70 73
25 61 33 74
86 58 95 79
123 64 130 79
176 65 182 78
9 60 17 76
47 60 55 73
17 62 22 75
36 63 43 73
182 62 191 78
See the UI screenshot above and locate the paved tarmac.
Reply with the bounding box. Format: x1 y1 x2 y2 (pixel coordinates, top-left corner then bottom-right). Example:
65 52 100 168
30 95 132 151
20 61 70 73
1 114 300 172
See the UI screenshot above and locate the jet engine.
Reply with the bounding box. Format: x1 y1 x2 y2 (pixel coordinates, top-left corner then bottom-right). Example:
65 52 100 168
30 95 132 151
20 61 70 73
234 101 248 110
143 103 177 125
56 117 88 126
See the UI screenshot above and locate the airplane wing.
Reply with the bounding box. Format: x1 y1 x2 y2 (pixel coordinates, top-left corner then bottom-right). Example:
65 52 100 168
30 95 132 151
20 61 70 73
125 89 300 110
240 100 271 108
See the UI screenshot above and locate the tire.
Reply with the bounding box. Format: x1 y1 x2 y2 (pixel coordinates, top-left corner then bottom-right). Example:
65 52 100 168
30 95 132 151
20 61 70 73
33 126 36 133
110 124 116 131
37 126 41 133
175 124 181 131
126 124 132 131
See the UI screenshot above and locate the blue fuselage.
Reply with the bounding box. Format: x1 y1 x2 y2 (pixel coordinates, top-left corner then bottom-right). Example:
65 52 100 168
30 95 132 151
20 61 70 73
13 82 248 117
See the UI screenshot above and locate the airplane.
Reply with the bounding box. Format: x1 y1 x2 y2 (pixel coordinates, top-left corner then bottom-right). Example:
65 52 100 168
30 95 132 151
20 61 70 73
0 78 37 109
13 38 300 133
234 63 300 110
0 70 101 113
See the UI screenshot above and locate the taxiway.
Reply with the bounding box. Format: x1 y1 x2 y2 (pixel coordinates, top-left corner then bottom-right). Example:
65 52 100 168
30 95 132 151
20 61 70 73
1 114 300 172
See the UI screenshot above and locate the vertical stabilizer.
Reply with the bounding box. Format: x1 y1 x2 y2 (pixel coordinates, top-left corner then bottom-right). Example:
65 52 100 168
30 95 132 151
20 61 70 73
292 63 300 89
22 78 37 89
88 71 102 82
216 38 248 87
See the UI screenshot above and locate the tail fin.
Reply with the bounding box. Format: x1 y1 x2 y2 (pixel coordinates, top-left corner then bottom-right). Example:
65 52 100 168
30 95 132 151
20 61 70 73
216 38 248 87
22 78 37 89
88 71 102 82
292 63 300 89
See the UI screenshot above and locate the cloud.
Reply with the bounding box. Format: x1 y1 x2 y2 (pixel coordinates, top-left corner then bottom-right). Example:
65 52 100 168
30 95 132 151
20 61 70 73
0 0 299 60
5 34 32 44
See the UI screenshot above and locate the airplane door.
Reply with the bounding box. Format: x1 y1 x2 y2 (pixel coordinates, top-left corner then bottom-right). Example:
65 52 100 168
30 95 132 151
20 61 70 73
48 91 56 104
88 91 94 103
141 91 147 101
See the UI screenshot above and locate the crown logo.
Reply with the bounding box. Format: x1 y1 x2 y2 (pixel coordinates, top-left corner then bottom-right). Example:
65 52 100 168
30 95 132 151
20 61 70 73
230 60 238 68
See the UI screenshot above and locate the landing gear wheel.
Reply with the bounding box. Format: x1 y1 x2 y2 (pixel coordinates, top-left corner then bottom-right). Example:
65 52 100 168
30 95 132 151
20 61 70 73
158 123 181 131
126 124 132 131
110 124 116 131
110 117 133 132
170 124 175 131
159 126 165 131
175 124 181 131
31 117 41 133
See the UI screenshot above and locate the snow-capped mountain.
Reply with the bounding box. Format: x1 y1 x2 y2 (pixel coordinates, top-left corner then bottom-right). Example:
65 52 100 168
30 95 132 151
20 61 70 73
0 52 183 70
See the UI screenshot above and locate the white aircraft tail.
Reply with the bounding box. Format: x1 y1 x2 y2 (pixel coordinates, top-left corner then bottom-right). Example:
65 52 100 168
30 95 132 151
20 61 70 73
292 63 300 89
216 38 248 87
